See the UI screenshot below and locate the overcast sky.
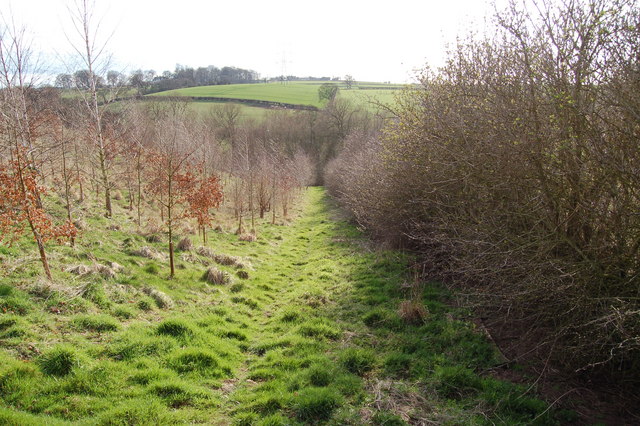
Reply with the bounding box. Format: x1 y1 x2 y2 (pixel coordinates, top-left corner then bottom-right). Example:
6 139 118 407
3 0 505 83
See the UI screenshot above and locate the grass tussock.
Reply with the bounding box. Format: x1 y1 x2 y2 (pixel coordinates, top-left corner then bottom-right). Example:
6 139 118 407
203 267 232 285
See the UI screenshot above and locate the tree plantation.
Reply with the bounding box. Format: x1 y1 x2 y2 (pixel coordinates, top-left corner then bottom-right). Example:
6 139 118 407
1 0 638 424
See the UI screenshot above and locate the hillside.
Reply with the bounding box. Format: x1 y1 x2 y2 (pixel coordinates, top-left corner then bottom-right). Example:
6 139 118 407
0 188 565 424
149 81 403 112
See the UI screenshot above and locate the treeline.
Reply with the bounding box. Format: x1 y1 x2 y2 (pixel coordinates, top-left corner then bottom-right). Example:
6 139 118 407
326 0 640 384
55 64 261 94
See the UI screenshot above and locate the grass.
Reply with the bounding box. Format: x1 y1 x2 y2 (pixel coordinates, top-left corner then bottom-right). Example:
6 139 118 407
150 80 405 111
0 187 564 424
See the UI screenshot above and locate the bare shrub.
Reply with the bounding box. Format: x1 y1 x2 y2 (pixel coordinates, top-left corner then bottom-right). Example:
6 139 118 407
325 0 640 380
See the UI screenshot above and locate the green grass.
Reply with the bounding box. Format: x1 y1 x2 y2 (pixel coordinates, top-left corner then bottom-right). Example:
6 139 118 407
149 81 327 108
150 80 405 111
0 187 563 424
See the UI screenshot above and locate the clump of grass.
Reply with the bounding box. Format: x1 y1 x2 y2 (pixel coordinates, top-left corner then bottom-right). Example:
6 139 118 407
230 283 245 293
148 379 207 407
236 270 249 280
96 398 174 425
371 411 407 425
279 308 303 323
292 387 342 421
307 364 333 386
144 263 159 275
383 353 412 377
340 348 376 375
177 237 193 251
142 287 174 309
137 297 154 311
434 365 483 399
38 345 79 376
72 314 120 332
203 267 232 285
398 299 429 324
0 315 25 338
80 281 110 308
156 319 195 339
112 305 136 319
297 320 340 340
231 296 259 309
219 329 248 341
166 348 225 375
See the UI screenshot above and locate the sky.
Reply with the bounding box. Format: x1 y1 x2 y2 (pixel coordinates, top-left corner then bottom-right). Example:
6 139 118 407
2 0 505 84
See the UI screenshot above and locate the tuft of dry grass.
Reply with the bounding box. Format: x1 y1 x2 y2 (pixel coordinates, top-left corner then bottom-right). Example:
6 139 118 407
239 234 257 242
142 287 174 309
133 246 164 260
177 237 193 251
236 270 249 280
398 300 429 324
203 267 232 285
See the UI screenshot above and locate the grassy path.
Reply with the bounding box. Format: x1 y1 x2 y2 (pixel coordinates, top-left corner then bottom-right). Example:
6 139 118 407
0 188 562 425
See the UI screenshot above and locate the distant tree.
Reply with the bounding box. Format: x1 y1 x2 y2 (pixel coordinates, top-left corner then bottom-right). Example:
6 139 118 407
318 83 338 102
344 74 355 89
55 73 73 89
106 70 125 87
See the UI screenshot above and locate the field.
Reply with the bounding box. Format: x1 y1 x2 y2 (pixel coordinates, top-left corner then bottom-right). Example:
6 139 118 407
0 188 568 424
150 81 405 112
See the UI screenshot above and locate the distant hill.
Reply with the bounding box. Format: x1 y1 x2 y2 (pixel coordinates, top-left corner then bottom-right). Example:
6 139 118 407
149 81 405 111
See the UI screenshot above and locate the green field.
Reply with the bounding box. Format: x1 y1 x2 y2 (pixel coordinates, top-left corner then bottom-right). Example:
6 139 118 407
150 82 326 108
150 81 405 111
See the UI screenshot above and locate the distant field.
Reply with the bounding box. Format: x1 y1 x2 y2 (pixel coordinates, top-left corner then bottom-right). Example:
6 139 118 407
150 81 405 111
150 82 325 108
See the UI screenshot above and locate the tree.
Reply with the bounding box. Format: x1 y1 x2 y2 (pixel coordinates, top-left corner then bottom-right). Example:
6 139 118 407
145 103 198 277
0 21 76 279
55 73 73 89
344 74 355 89
67 0 122 218
183 173 224 243
318 83 338 102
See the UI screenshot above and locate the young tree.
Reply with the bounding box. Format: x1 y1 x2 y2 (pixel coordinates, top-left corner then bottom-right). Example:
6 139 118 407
67 0 122 217
0 20 76 278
